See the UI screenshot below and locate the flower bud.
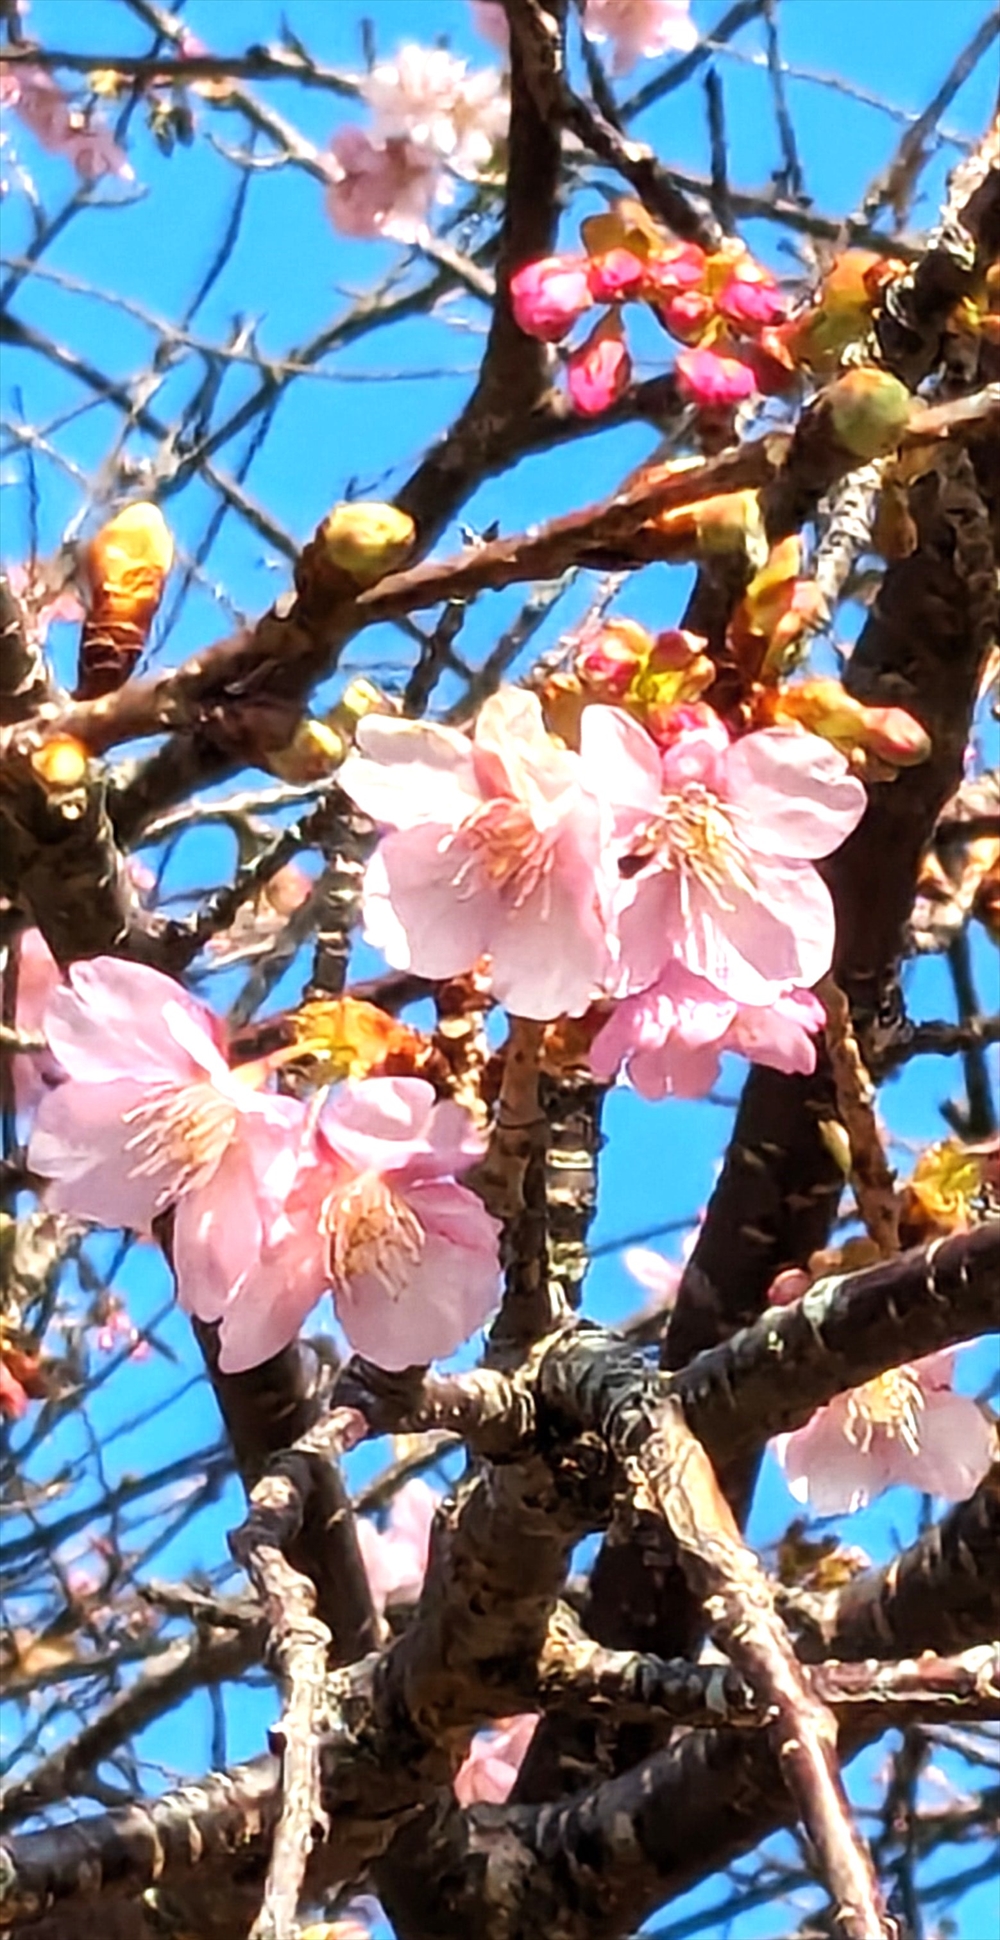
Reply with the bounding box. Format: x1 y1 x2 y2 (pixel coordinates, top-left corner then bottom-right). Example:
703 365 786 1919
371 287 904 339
268 717 346 784
510 254 593 340
779 250 905 372
30 734 88 789
824 367 912 460
586 247 646 304
575 619 649 695
78 502 173 698
675 346 758 408
761 677 930 768
315 501 416 589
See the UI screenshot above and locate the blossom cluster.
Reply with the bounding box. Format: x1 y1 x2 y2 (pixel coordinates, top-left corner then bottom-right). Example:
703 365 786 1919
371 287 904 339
27 958 501 1376
0 61 131 181
510 210 793 415
324 43 507 243
472 0 698 74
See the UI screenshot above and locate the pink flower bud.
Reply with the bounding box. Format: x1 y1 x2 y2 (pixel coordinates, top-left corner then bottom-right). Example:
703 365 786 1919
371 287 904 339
857 705 932 766
647 628 711 674
587 246 647 303
675 347 758 407
567 313 632 415
767 1267 813 1306
643 243 707 298
658 708 731 788
575 620 648 695
509 255 594 341
654 289 714 343
716 275 786 329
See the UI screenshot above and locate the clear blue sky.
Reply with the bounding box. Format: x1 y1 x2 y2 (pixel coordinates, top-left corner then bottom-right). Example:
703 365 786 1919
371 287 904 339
2 4 998 1935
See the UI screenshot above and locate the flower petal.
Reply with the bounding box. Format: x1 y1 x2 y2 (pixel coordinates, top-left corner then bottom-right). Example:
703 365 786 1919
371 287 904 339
724 728 867 859
341 717 480 831
360 827 493 980
44 957 223 1085
29 1077 171 1232
320 1075 438 1175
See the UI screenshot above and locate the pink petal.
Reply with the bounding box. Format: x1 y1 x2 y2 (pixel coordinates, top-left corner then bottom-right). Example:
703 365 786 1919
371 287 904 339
901 1389 995 1501
487 822 613 1018
578 703 663 832
509 255 594 341
472 687 579 806
341 718 480 831
361 827 493 980
680 860 837 1002
319 1076 438 1175
675 347 757 407
174 1143 271 1324
623 1247 682 1304
775 1403 892 1516
333 1180 500 1369
44 958 224 1086
723 728 867 860
29 1078 173 1232
567 316 632 416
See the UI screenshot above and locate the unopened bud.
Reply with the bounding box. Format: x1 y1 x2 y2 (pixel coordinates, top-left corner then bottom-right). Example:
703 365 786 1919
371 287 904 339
762 678 930 769
575 619 650 696
825 367 912 460
30 735 88 789
78 502 173 698
316 501 416 589
268 717 346 784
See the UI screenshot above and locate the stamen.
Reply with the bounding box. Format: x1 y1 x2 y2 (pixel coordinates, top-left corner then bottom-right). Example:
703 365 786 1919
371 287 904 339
122 1082 238 1199
325 1172 424 1299
844 1365 926 1456
446 798 554 910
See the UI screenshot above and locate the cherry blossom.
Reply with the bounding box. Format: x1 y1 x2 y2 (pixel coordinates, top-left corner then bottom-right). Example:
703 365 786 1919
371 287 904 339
339 687 620 1019
453 1713 540 1805
324 125 439 243
318 1077 501 1369
356 1477 439 1614
360 45 508 177
675 346 759 407
591 961 826 1098
584 0 699 74
580 709 867 1005
27 958 307 1336
0 62 131 180
774 1349 996 1516
4 562 84 646
624 1245 682 1310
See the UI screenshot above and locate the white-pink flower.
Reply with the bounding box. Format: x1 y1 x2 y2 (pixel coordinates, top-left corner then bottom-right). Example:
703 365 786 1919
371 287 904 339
591 961 826 1098
583 0 699 75
0 61 131 180
361 44 507 177
580 709 867 1005
324 124 439 243
339 688 620 1020
356 1476 439 1615
453 1713 540 1806
319 1077 501 1369
774 1349 996 1516
623 1245 682 1311
27 958 306 1331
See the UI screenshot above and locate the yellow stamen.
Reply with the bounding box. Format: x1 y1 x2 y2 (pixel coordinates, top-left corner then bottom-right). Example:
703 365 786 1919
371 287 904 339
121 1082 237 1197
844 1365 926 1457
325 1172 423 1298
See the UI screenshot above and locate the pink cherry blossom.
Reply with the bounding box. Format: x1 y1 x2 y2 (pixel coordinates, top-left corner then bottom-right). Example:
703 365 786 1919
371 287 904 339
583 0 699 75
578 709 867 1004
11 927 62 1121
624 1245 682 1311
360 44 507 176
567 313 632 415
0 62 131 180
27 958 307 1337
324 125 439 243
4 562 85 646
0 1359 29 1421
591 961 826 1098
654 288 714 343
339 687 620 1019
453 1713 540 1806
356 1477 439 1615
642 245 708 299
774 1349 996 1516
509 255 594 341
318 1077 502 1369
675 346 758 407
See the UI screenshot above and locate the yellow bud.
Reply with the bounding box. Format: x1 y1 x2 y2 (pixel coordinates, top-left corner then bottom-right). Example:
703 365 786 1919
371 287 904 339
268 718 346 784
327 677 392 736
825 367 912 460
818 1118 852 1175
83 502 173 616
317 501 416 588
30 736 88 789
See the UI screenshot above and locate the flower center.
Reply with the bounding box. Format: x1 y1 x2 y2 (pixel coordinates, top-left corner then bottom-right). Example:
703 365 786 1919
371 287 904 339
634 784 756 911
844 1365 926 1456
121 1081 238 1199
448 798 554 910
325 1172 424 1298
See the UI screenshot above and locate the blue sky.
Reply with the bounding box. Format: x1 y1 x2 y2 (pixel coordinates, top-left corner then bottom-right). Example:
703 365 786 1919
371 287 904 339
2 4 998 1935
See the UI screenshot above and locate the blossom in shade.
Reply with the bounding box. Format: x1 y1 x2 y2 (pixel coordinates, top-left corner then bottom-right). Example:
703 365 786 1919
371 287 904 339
360 44 508 176
324 125 439 242
675 346 759 407
339 687 619 1019
453 1714 540 1805
584 0 699 74
356 1477 439 1615
590 961 826 1098
509 254 594 341
317 1077 501 1369
11 928 62 1121
0 62 131 179
579 708 867 1004
774 1349 996 1516
567 312 632 415
27 958 307 1346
